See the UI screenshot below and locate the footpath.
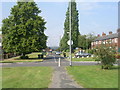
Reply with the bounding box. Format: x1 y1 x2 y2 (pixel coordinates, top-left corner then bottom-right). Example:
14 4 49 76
49 66 83 88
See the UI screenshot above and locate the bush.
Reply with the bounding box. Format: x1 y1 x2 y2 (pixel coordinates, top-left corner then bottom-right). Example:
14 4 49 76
94 56 100 61
115 54 120 59
20 55 29 59
88 49 96 54
94 44 116 69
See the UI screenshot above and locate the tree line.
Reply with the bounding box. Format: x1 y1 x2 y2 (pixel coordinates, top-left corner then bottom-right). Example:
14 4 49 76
2 0 96 58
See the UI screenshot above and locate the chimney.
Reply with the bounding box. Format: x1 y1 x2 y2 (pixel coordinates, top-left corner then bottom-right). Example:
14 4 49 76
97 34 100 37
117 28 120 33
102 32 106 36
109 31 112 35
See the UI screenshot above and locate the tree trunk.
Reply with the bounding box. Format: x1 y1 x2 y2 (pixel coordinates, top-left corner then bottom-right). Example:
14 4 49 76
101 65 103 69
22 53 25 56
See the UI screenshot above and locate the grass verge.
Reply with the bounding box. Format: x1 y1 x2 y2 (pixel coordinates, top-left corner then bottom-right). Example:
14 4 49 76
1 52 45 63
0 59 43 63
72 57 96 61
2 67 53 88
66 65 118 88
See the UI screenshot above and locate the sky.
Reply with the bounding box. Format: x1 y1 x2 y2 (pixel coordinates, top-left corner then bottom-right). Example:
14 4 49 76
0 1 118 47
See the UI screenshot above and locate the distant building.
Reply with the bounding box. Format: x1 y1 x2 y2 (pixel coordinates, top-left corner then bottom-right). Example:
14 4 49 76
91 29 120 53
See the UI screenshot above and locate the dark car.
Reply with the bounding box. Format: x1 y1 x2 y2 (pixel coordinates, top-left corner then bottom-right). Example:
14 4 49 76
75 52 91 58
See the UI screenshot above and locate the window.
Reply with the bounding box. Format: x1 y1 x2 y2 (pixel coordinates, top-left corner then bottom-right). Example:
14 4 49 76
102 41 105 44
109 39 112 43
96 41 98 44
115 38 118 43
91 42 93 45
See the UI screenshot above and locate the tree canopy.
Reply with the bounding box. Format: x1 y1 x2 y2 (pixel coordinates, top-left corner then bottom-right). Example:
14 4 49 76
2 0 47 55
60 0 80 51
77 33 96 50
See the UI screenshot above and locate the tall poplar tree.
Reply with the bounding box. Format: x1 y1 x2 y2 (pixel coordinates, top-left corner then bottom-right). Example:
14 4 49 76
2 0 47 56
60 0 80 51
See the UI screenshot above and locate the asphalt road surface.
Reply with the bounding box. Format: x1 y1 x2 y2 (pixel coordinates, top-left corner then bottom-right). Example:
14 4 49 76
1 54 98 67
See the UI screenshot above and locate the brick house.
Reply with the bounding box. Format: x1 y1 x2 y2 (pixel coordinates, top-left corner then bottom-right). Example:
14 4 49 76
91 29 120 53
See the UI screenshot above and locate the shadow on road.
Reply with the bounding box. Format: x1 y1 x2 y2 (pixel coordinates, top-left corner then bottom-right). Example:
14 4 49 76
44 55 66 60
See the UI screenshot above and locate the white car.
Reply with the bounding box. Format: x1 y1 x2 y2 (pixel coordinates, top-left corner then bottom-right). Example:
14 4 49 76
75 52 91 58
55 52 61 55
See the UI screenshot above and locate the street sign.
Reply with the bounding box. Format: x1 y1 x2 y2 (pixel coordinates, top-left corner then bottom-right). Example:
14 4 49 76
67 40 73 45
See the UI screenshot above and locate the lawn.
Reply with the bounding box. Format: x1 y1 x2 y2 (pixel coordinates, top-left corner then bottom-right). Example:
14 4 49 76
1 52 44 63
17 52 45 59
66 65 118 88
2 67 53 88
27 52 43 58
72 57 96 61
0 59 43 63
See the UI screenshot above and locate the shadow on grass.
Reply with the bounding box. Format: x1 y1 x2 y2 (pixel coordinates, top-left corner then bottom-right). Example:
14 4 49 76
1 62 14 63
109 66 120 70
2 88 47 90
14 58 43 60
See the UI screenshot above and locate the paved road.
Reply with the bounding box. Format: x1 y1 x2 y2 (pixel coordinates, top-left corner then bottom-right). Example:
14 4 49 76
1 54 98 67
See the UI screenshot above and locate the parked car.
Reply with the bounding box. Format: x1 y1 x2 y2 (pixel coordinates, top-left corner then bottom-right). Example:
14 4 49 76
75 52 91 58
55 51 61 55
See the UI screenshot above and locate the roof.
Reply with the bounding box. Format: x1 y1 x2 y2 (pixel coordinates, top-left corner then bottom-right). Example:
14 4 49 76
93 33 118 41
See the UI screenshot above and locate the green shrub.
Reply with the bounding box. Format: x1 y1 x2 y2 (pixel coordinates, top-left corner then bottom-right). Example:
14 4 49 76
94 44 116 69
94 56 100 61
115 54 120 59
20 55 29 59
88 49 96 54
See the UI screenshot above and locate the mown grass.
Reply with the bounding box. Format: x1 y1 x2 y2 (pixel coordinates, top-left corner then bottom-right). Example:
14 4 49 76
0 59 43 63
2 67 53 88
1 52 44 63
66 65 118 88
72 57 96 61
27 52 42 58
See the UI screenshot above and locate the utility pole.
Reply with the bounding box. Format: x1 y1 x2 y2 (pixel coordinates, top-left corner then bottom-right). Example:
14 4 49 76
69 1 72 66
59 35 61 52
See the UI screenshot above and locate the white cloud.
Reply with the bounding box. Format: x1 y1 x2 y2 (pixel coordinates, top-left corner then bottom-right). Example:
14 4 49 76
0 24 1 29
77 2 117 16
1 0 119 2
78 2 99 11
77 2 100 15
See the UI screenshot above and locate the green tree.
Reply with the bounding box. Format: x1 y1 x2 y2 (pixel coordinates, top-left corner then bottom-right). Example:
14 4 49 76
94 44 116 69
78 35 86 49
60 0 80 51
86 33 96 49
78 33 96 50
2 0 47 57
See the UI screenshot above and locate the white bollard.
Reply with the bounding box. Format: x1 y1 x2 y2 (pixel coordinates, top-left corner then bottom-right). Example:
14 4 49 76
54 56 57 63
58 58 61 67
